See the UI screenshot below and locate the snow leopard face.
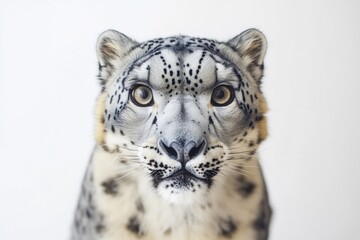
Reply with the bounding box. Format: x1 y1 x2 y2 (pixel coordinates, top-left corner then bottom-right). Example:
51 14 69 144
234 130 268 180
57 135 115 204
95 29 268 205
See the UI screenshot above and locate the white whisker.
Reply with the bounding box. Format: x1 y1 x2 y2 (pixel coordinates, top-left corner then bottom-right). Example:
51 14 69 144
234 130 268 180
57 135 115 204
114 168 144 182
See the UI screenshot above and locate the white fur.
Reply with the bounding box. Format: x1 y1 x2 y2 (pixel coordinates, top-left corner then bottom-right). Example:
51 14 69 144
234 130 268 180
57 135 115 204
91 143 265 240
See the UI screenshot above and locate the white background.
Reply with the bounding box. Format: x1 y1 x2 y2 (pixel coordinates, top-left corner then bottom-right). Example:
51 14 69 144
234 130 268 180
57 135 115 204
1 0 360 239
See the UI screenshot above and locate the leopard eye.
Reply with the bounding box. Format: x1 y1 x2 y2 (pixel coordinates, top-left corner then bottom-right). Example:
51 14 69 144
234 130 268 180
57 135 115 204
211 85 234 106
130 85 154 107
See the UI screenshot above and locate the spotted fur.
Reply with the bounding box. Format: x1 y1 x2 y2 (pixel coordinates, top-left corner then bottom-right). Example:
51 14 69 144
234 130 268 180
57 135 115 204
71 29 271 240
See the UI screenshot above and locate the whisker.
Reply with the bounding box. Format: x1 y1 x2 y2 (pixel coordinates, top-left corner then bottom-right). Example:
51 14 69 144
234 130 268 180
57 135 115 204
104 155 121 169
99 142 143 151
116 157 141 161
228 149 256 155
115 145 139 152
111 166 142 174
221 167 249 178
114 168 144 182
226 155 254 161
226 157 251 162
115 154 140 158
224 164 253 174
224 164 259 171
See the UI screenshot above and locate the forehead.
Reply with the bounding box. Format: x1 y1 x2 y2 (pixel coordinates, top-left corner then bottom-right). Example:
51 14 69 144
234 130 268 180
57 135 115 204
139 36 219 52
119 36 244 94
146 49 217 90
124 37 241 92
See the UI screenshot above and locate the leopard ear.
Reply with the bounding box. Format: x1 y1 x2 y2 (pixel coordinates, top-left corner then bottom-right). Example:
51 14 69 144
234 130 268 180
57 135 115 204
228 29 267 84
96 30 138 70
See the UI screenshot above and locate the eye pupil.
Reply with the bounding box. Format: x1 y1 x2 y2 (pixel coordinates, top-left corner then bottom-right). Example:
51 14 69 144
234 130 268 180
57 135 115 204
211 85 234 106
131 85 154 107
215 89 225 100
138 88 149 99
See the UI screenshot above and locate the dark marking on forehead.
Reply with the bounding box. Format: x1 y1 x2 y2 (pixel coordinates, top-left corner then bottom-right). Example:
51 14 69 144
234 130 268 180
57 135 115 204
113 38 249 107
117 36 224 87
139 36 221 54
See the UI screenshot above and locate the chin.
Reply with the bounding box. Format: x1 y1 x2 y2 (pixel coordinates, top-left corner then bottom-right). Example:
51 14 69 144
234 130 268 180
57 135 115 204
156 177 211 205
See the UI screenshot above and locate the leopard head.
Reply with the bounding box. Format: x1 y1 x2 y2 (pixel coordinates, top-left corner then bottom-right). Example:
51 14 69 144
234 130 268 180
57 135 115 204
95 29 268 205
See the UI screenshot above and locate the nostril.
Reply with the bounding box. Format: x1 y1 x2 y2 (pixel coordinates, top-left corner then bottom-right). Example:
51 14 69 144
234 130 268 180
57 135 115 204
187 139 206 160
159 140 178 160
159 138 206 162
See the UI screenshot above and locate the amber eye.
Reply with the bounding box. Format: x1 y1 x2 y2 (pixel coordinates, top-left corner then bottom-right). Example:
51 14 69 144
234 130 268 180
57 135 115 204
130 85 154 107
211 85 234 106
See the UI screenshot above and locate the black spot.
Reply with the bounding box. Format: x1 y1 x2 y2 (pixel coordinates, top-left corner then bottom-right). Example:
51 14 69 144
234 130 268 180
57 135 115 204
209 116 214 125
241 89 246 102
74 219 80 229
236 176 256 197
136 198 145 213
152 116 157 125
164 228 172 235
253 194 272 240
85 208 92 219
95 223 106 233
101 178 119 196
101 144 111 152
126 216 143 236
218 217 237 238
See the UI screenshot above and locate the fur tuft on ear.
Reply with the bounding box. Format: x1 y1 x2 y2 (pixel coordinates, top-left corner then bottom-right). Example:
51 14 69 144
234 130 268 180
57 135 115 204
227 29 267 84
97 30 138 66
96 30 138 86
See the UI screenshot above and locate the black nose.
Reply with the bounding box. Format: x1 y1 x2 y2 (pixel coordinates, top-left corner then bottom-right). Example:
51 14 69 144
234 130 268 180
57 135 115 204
159 138 206 163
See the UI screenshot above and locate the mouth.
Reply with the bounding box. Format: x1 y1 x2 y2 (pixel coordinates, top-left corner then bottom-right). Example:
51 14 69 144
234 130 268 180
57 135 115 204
164 168 202 181
151 168 210 188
